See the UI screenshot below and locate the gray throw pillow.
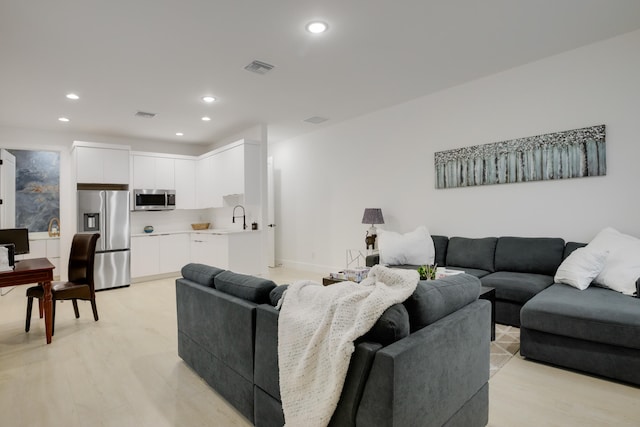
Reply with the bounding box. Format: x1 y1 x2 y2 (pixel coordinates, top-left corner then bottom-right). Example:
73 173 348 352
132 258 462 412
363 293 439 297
361 303 410 346
269 284 289 306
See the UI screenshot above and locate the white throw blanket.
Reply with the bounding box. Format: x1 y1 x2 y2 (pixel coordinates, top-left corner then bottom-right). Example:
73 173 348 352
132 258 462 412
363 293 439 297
277 265 418 427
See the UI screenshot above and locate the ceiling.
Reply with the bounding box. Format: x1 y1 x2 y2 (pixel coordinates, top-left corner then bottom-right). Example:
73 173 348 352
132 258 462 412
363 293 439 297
2 1 640 146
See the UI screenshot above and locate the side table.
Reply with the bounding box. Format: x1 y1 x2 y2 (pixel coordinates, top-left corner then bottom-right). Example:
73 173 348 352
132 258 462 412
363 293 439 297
479 286 496 341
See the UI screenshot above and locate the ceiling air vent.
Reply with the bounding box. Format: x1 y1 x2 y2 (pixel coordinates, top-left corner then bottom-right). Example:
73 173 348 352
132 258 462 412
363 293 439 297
303 116 328 124
135 111 157 119
244 60 275 75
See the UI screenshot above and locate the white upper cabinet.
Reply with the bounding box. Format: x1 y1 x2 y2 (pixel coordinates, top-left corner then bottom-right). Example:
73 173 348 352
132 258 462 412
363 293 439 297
195 155 214 209
127 139 261 210
73 142 130 185
174 158 196 209
132 154 175 190
196 140 261 208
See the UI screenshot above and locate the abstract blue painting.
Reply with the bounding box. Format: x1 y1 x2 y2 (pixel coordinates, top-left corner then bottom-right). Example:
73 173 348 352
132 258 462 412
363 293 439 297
8 150 60 232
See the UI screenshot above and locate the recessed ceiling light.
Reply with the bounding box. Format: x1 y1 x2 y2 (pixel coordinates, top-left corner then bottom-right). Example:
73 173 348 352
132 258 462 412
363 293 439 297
58 117 70 122
202 96 216 103
176 132 184 136
202 116 211 121
66 93 79 100
306 21 328 34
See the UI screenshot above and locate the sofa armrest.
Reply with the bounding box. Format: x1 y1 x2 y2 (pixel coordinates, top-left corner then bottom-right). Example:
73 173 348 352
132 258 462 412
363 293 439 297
356 299 490 427
366 254 380 267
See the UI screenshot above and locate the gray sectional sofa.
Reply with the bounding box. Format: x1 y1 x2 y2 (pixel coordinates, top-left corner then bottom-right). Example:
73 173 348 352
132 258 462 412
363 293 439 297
367 235 640 386
176 263 491 426
367 235 566 327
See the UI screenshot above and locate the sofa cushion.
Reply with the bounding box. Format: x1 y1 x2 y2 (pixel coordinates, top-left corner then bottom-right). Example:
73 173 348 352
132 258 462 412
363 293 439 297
214 271 277 304
494 237 565 275
403 274 480 332
181 263 225 288
446 266 491 278
269 284 289 306
361 303 410 345
521 284 640 350
564 242 587 259
446 237 497 273
432 235 449 267
481 271 554 304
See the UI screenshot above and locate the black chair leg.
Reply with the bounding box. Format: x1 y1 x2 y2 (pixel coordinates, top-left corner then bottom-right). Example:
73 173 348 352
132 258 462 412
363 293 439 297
72 300 80 318
91 299 99 321
52 300 56 337
26 296 33 332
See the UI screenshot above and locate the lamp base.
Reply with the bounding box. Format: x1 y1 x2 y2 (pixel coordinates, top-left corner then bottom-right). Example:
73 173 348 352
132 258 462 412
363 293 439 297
365 225 377 250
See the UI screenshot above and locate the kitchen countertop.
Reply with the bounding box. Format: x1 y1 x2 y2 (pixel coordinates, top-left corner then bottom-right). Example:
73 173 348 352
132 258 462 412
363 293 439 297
29 232 60 241
131 229 261 237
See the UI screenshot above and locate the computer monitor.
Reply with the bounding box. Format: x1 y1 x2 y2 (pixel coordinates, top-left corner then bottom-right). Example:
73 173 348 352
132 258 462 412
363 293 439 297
0 228 30 255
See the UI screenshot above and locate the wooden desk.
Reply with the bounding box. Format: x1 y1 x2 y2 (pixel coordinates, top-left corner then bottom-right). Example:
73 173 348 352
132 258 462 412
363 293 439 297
0 258 55 344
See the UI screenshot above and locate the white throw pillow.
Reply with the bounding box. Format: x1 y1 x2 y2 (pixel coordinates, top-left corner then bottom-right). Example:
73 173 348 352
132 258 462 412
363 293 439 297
554 247 608 290
377 226 435 266
587 227 640 296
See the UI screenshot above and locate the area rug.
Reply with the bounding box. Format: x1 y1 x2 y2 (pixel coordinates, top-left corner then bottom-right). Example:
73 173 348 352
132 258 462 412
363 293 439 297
490 324 520 377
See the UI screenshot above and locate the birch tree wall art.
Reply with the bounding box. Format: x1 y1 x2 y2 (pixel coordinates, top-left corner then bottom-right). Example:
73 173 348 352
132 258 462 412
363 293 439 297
434 125 606 189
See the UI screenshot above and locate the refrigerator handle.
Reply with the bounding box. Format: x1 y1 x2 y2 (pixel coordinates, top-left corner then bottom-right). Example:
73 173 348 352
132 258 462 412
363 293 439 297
101 192 108 250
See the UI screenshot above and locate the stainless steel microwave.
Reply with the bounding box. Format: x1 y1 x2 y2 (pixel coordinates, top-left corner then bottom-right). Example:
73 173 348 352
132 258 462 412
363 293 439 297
133 189 176 211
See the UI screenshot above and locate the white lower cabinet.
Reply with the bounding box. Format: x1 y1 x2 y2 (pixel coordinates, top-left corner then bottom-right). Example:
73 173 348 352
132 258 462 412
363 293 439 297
190 234 228 268
132 231 261 279
131 235 160 278
190 232 261 275
158 234 190 274
132 233 191 279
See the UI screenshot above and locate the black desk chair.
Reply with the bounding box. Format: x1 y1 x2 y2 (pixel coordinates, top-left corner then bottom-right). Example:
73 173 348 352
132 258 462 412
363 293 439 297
25 233 100 335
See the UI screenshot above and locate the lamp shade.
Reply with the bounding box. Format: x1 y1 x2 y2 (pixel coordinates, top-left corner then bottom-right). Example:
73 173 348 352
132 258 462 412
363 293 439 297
361 208 384 225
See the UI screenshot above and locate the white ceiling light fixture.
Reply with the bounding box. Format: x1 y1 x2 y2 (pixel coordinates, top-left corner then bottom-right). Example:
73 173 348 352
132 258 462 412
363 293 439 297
202 116 211 121
66 93 79 100
176 132 184 136
306 21 328 34
202 96 216 103
58 117 70 122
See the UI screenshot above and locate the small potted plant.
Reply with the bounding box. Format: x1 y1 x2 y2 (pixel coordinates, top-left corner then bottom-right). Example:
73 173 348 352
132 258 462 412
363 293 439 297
417 264 437 280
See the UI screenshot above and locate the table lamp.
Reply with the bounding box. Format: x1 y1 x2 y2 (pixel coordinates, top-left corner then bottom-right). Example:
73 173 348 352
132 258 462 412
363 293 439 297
361 208 384 249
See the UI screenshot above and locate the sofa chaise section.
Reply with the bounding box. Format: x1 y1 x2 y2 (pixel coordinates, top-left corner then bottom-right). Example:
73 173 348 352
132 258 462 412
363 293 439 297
520 283 640 386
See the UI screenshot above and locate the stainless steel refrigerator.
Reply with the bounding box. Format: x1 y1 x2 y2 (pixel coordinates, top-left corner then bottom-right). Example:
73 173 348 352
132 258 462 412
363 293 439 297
77 190 131 290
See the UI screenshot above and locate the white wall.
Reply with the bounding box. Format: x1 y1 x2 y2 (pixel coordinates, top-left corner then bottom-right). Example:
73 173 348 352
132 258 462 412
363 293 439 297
270 30 640 273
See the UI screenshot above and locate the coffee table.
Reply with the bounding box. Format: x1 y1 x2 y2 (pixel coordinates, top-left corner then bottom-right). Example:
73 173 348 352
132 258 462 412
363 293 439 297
322 276 345 286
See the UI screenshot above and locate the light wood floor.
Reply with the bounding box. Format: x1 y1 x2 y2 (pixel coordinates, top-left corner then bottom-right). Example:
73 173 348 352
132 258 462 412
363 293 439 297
1 268 639 426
